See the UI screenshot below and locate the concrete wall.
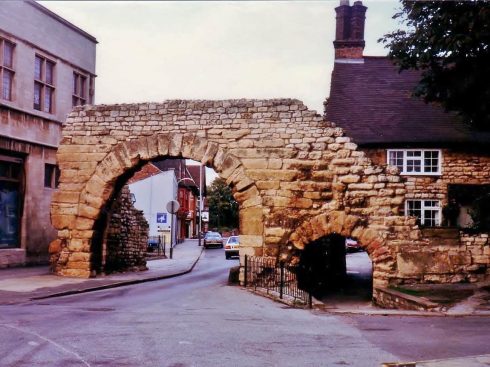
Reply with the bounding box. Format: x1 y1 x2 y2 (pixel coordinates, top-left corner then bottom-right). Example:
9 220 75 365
0 1 97 123
0 1 96 267
0 114 59 266
0 1 96 70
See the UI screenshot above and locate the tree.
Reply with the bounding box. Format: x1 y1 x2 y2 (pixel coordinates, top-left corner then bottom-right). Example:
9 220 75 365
206 178 238 230
380 1 490 130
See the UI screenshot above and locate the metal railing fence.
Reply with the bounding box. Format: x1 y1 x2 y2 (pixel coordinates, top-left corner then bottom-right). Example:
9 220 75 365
147 235 166 257
243 255 312 308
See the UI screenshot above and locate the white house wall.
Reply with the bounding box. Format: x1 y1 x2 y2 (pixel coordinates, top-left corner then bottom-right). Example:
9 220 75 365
129 170 177 238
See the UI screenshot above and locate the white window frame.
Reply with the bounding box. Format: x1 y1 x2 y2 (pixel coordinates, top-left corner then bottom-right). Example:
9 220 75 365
405 199 442 227
387 149 442 176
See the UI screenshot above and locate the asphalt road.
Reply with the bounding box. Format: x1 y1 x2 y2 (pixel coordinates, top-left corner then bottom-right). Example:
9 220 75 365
0 247 489 367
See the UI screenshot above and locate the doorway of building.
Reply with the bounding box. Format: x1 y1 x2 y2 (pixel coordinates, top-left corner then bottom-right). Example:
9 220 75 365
0 157 23 249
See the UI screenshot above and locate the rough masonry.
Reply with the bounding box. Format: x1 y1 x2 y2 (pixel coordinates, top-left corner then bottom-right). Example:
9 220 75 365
50 185 148 275
49 99 489 294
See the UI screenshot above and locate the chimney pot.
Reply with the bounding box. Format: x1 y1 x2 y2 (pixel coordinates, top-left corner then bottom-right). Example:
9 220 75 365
333 0 366 59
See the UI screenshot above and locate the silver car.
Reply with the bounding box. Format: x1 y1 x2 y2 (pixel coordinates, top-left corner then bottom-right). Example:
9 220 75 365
224 236 239 259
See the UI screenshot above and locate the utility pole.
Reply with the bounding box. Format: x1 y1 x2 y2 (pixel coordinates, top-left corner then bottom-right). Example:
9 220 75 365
198 164 203 246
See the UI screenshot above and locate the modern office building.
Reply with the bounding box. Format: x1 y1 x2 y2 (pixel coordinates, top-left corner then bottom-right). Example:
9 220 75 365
0 0 97 267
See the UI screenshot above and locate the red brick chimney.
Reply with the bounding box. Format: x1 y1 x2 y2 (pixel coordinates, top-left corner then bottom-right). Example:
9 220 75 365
333 0 367 60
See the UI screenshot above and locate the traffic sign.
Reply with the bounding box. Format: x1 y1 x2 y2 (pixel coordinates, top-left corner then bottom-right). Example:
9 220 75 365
166 200 180 214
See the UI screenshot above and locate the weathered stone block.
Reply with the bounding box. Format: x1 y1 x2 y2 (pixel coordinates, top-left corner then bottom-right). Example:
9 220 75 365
240 207 264 235
240 235 264 248
168 133 184 156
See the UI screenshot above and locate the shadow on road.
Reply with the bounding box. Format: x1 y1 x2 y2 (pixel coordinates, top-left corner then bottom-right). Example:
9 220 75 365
319 251 373 306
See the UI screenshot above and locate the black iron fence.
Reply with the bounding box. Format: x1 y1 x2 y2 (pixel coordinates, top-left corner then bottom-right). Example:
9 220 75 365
147 235 166 256
243 255 312 308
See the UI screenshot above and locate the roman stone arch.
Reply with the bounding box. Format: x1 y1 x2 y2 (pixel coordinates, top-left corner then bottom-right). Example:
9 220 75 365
50 99 424 285
288 212 396 287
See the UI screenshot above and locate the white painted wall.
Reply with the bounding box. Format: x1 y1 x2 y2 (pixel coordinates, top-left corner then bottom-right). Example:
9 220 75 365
129 171 178 244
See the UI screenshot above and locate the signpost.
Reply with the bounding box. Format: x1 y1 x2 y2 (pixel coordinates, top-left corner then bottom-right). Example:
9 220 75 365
166 200 180 259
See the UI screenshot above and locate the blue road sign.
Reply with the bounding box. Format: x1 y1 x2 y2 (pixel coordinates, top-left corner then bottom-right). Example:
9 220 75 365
156 213 167 224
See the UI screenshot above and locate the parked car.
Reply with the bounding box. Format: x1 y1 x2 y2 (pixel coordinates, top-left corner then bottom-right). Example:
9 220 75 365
224 235 239 259
345 238 362 253
203 231 223 249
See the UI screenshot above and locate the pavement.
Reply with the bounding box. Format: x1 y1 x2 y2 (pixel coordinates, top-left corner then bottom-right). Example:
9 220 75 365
0 240 489 366
0 238 203 305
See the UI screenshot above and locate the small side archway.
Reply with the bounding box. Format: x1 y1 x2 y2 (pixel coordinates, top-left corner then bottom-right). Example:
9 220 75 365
287 211 396 288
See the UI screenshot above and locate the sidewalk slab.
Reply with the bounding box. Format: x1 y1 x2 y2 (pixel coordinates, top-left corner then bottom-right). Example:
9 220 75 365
0 239 203 305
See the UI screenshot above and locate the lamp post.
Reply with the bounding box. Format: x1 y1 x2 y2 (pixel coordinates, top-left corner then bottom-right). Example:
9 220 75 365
198 164 203 247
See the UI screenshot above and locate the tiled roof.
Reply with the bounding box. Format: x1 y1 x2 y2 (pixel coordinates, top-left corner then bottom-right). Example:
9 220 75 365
325 56 490 146
127 163 162 184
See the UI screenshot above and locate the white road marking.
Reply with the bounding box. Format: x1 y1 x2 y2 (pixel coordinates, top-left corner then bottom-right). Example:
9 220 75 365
2 324 91 367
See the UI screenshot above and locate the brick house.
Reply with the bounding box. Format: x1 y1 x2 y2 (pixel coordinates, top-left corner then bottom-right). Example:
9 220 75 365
325 1 490 282
153 159 206 240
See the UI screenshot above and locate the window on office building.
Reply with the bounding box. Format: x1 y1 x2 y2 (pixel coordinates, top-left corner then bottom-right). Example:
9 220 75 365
0 39 15 101
72 72 87 107
34 55 55 113
44 164 60 189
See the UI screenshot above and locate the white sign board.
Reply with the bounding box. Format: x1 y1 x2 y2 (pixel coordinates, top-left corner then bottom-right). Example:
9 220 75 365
201 211 209 222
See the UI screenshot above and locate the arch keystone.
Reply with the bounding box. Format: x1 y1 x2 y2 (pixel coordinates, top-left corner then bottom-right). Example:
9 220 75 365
156 134 171 156
146 135 159 159
168 133 184 156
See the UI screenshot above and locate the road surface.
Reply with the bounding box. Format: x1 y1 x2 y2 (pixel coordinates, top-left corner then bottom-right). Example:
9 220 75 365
0 248 489 366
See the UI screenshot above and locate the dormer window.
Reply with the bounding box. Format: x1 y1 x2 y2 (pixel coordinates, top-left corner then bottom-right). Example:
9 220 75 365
387 149 441 175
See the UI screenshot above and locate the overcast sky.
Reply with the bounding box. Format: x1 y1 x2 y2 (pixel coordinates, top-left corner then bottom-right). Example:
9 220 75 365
41 0 401 114
40 0 401 184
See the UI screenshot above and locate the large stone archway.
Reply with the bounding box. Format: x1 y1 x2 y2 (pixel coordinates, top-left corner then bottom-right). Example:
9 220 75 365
50 99 421 285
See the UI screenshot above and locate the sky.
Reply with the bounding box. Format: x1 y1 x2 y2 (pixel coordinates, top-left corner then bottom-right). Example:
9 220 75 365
40 0 402 184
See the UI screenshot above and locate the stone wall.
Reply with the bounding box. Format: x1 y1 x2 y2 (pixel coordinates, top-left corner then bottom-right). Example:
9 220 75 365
361 148 490 284
49 99 488 289
104 186 148 274
460 232 490 281
364 147 490 206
